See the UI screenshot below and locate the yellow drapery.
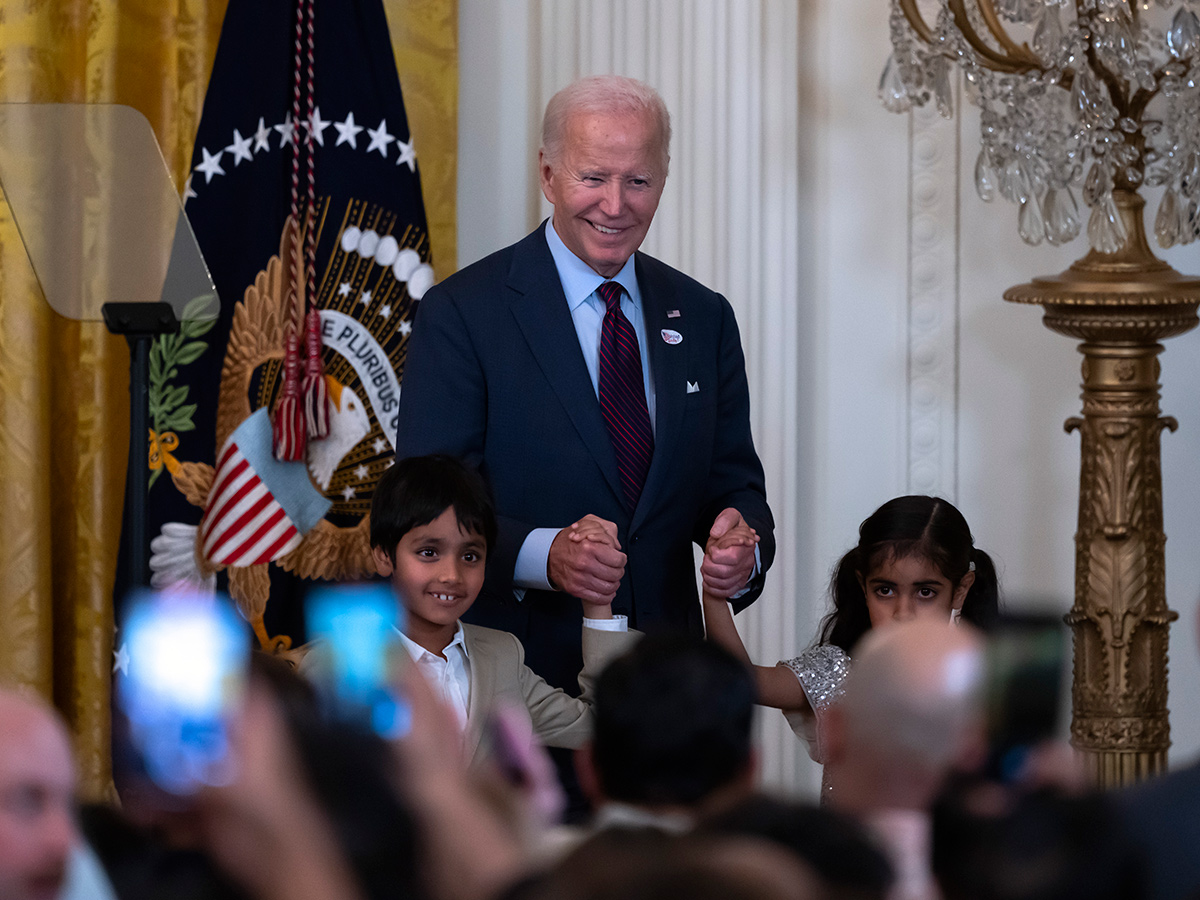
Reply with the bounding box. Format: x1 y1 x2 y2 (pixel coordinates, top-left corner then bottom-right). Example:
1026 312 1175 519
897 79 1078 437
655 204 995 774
0 0 458 801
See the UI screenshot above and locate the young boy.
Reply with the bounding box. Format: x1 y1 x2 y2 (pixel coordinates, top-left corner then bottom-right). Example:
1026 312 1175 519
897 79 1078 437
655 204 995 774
369 454 639 764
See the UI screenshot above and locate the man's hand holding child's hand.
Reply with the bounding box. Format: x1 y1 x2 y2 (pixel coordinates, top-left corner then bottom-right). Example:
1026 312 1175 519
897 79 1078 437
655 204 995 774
548 513 625 613
701 508 759 599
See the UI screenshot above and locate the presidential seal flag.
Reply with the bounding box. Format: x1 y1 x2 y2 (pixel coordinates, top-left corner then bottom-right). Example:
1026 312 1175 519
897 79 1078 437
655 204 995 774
127 0 434 652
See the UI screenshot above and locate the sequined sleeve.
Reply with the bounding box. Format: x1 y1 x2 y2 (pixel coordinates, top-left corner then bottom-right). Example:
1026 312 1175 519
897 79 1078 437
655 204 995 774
779 644 851 711
778 644 852 765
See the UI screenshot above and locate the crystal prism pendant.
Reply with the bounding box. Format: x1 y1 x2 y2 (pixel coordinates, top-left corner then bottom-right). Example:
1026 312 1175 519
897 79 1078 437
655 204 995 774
1176 197 1195 246
1044 188 1081 245
1000 158 1032 204
1019 197 1046 246
1083 161 1108 207
1087 195 1127 254
878 53 913 113
1155 189 1181 248
1185 199 1200 245
975 149 998 202
1182 152 1200 198
1033 6 1064 63
1168 8 1200 60
931 57 954 118
1072 68 1097 120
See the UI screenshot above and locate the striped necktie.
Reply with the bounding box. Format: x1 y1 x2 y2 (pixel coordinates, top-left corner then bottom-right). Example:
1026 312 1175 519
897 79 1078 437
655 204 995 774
596 280 654 510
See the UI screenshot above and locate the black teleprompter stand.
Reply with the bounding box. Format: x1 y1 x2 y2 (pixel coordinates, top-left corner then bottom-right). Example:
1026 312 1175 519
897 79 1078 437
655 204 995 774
103 302 180 587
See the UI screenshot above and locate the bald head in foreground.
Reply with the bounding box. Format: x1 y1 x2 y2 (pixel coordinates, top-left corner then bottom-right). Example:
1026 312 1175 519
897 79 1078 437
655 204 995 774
824 621 985 815
0 689 79 900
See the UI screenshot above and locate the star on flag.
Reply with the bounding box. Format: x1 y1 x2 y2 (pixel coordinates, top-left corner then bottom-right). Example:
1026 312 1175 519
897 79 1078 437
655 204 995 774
366 118 395 157
334 111 363 148
305 106 331 147
274 113 296 149
195 146 226 183
253 116 272 152
226 129 254 165
395 138 416 172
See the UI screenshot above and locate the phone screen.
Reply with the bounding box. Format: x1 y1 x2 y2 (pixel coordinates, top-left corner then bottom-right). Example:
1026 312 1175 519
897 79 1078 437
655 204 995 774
983 611 1068 782
305 582 410 739
117 589 248 795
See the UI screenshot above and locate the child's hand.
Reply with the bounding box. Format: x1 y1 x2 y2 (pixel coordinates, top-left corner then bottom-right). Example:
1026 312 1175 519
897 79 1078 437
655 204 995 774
566 513 620 547
709 522 758 551
548 514 626 606
702 508 760 599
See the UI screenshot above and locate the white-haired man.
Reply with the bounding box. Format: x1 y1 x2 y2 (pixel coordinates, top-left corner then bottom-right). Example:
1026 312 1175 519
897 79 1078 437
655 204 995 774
397 75 774 700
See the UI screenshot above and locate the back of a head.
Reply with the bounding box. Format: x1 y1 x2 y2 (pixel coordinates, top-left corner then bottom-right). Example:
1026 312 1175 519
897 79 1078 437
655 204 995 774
628 836 826 900
521 830 824 900
933 785 1143 900
591 634 755 808
839 622 984 786
702 794 892 900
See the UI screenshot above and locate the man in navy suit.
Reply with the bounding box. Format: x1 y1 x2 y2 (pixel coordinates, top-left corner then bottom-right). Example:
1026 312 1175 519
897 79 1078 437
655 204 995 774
396 75 774 693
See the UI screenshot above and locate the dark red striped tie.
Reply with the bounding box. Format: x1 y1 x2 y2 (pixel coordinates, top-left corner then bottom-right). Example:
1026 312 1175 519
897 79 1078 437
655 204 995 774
597 280 653 510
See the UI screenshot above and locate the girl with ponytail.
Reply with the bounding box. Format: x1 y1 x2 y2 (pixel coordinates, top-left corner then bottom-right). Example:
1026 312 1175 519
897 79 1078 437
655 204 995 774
703 495 1000 786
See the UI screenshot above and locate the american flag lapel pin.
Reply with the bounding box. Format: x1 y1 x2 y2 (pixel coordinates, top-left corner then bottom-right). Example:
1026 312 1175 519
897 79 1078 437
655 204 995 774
667 309 681 318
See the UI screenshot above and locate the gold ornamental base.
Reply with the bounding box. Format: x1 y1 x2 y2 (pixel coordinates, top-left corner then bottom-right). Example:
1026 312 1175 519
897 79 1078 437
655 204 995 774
1005 191 1200 788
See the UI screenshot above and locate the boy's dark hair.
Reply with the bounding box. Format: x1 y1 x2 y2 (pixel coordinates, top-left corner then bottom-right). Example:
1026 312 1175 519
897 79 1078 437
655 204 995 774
592 634 755 806
820 495 1001 652
369 454 497 560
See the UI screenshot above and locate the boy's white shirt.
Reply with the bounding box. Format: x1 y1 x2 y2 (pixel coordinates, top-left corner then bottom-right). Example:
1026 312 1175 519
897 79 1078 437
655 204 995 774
398 616 628 729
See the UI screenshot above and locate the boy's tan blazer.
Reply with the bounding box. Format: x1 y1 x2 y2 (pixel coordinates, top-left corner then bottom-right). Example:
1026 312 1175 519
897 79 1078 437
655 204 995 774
460 622 639 766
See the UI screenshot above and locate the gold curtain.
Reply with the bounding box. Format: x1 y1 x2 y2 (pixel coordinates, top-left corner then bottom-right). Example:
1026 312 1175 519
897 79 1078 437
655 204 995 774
0 0 458 801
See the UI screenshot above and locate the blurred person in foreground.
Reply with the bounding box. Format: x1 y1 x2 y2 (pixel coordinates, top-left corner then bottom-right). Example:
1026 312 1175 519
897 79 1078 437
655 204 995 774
701 794 893 900
0 687 115 900
932 783 1142 900
573 634 758 833
500 827 827 900
820 621 986 900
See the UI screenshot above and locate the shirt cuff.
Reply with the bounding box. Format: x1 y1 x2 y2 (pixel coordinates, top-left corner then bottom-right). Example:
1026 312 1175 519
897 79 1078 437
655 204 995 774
728 543 763 601
513 527 562 592
584 614 628 632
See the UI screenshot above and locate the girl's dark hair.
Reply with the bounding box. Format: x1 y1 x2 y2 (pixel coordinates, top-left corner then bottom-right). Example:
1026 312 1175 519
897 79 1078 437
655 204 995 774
369 454 497 560
818 495 999 652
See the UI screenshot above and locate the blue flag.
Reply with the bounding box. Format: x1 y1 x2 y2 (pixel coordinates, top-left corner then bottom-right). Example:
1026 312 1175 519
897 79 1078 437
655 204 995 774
117 0 433 649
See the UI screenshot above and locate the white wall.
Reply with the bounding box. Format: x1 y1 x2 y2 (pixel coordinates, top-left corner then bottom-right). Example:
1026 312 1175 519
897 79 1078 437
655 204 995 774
457 0 1200 798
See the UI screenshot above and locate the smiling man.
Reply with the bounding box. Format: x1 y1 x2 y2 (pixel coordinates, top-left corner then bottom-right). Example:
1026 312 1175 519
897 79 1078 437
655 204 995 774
397 75 774 702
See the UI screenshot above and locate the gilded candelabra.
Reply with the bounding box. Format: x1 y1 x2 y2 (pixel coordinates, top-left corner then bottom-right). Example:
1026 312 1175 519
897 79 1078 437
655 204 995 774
884 0 1200 786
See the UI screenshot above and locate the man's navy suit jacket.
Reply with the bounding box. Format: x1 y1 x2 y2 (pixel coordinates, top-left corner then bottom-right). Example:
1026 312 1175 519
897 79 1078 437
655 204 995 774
396 224 775 691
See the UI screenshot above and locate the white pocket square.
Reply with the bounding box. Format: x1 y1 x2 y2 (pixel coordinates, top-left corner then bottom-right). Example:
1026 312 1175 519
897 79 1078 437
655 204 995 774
686 381 700 394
